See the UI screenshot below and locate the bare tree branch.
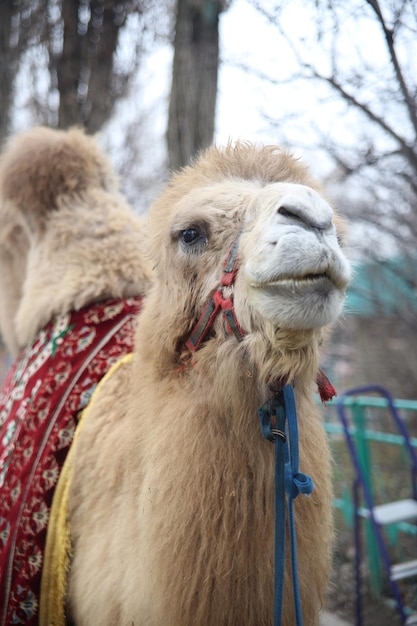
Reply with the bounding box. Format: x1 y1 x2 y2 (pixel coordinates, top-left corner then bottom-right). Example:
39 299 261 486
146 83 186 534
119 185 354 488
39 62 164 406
315 70 417 171
366 0 417 136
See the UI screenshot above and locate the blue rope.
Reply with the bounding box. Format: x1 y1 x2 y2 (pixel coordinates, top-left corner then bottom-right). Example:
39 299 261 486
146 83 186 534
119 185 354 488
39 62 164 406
258 385 314 626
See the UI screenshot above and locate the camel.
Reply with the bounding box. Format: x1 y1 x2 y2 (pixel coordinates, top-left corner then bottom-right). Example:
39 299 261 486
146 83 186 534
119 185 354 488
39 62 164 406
0 126 152 625
54 142 351 625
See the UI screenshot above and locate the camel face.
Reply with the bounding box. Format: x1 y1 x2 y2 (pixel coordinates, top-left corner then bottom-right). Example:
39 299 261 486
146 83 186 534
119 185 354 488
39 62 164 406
151 175 350 358
240 182 351 330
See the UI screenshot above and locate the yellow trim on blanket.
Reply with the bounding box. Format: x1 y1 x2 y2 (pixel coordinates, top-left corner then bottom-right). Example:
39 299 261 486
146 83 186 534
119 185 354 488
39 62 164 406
39 353 134 625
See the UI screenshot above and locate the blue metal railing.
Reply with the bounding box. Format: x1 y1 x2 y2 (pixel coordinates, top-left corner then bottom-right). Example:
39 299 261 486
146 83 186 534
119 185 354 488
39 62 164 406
321 390 417 602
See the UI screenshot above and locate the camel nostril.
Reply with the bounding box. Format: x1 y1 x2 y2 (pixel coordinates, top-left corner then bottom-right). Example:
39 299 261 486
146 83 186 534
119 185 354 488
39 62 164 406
277 206 302 222
277 201 331 232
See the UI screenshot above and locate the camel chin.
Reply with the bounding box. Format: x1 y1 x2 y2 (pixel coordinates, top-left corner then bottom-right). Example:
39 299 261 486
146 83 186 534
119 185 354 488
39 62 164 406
246 277 347 329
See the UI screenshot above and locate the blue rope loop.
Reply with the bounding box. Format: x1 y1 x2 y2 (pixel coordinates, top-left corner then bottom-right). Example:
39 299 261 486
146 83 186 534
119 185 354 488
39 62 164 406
258 384 314 626
285 465 314 499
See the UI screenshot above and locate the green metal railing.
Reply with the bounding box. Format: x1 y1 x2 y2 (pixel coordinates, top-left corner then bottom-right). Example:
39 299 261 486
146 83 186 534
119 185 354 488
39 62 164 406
321 395 417 597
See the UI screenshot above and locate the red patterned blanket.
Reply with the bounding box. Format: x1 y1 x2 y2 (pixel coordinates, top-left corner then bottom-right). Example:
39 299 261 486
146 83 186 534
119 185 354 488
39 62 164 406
0 296 142 625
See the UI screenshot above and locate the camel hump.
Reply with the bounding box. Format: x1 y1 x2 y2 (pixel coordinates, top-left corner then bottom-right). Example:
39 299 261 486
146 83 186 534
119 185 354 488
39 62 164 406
0 126 118 220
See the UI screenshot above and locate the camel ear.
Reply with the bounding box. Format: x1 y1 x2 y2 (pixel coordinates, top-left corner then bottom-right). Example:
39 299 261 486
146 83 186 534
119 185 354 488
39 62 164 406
0 126 118 234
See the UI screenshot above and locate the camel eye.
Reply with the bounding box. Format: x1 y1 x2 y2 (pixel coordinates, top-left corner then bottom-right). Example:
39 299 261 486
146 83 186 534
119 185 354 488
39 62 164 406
181 228 200 243
179 227 207 251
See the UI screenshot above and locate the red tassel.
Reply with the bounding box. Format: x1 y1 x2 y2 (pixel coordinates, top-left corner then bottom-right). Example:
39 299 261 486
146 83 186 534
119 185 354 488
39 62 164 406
316 368 337 403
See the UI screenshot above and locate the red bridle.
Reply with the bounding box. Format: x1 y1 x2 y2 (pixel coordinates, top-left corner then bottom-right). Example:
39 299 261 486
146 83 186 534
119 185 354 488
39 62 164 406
184 234 245 352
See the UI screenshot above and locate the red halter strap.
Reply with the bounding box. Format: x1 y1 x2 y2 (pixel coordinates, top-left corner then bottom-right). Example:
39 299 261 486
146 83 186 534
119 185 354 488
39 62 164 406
185 234 245 352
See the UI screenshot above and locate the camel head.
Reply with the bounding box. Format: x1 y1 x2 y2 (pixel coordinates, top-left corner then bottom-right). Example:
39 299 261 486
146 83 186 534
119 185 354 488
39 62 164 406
142 142 351 388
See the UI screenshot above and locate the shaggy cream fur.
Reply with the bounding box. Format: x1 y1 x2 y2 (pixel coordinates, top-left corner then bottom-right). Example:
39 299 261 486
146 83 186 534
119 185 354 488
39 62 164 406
0 126 153 625
0 126 152 355
66 143 350 625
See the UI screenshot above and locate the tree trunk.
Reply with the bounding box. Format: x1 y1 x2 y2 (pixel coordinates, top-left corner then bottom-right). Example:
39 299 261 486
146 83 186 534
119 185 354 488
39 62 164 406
0 1 21 144
85 2 121 133
56 0 127 132
167 0 224 171
57 0 84 129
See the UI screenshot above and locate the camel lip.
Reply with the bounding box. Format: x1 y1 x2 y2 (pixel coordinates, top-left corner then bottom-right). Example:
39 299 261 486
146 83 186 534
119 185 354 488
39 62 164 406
248 272 346 291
